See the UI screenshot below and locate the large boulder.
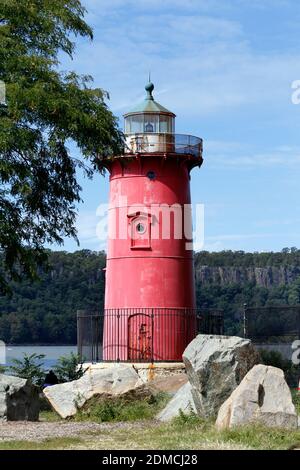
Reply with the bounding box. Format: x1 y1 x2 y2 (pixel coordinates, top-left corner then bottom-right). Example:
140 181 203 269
157 381 196 422
216 364 298 430
43 364 152 419
0 374 39 421
183 334 259 418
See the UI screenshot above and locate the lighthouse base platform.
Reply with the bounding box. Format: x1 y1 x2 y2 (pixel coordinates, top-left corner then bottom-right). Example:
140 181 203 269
83 362 186 383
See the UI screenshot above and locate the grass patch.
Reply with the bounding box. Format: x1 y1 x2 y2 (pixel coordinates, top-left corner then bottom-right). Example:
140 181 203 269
1 414 300 450
39 410 62 422
88 416 300 450
218 423 300 450
168 413 300 450
17 389 299 450
73 392 170 423
0 437 83 451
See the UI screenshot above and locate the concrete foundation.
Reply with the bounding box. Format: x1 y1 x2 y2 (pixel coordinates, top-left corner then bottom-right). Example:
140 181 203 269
84 362 185 383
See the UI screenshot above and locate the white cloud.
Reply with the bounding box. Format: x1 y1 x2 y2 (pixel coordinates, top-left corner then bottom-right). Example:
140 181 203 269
83 0 294 16
236 0 294 8
202 240 225 251
202 233 271 252
66 1 300 124
207 233 276 241
216 151 300 168
83 0 228 15
202 230 300 252
76 211 107 250
255 217 300 228
205 142 300 169
55 0 300 254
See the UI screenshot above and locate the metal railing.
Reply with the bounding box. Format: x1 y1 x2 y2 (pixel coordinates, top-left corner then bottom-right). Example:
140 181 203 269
77 307 224 363
243 304 300 387
243 305 300 342
124 133 203 159
197 309 224 336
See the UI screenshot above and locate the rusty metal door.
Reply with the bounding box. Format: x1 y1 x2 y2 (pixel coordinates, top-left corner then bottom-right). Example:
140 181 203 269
128 314 153 361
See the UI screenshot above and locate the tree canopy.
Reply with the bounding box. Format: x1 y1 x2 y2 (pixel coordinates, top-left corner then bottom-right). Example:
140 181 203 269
0 0 123 291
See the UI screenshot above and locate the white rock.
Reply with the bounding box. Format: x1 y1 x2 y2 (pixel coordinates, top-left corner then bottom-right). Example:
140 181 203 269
183 334 260 418
216 364 298 430
43 364 151 418
157 382 196 422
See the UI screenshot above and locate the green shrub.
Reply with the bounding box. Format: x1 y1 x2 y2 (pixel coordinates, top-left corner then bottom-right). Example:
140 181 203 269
53 352 87 383
173 408 200 426
74 392 169 423
9 353 45 387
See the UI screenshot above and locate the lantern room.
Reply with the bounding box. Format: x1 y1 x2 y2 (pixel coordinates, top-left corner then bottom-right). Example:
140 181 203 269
124 82 176 154
123 82 203 159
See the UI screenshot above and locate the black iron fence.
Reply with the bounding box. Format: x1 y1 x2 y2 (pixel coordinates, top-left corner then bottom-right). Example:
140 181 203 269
197 308 224 336
77 308 224 363
242 305 300 366
243 305 300 343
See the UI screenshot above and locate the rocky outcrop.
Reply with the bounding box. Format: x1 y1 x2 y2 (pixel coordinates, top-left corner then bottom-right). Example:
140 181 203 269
43 364 152 419
183 334 260 418
216 364 298 430
0 374 39 421
157 382 196 422
195 265 300 288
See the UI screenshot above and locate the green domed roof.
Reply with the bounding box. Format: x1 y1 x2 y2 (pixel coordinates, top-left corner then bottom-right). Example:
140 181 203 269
124 82 175 116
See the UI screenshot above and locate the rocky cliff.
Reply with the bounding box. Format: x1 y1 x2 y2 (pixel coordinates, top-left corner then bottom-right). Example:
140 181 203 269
195 266 300 288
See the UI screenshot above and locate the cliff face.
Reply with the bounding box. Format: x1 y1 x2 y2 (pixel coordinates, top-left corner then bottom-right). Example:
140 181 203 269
195 266 300 288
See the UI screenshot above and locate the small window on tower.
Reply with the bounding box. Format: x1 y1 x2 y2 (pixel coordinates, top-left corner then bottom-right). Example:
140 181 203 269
128 212 152 250
147 171 156 180
136 223 146 234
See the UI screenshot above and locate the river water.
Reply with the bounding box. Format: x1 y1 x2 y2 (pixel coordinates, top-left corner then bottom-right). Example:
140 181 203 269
4 345 77 371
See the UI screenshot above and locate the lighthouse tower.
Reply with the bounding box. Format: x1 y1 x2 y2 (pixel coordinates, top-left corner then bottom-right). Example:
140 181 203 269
103 82 203 362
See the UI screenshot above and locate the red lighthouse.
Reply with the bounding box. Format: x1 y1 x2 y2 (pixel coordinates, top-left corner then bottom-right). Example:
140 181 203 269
103 82 203 362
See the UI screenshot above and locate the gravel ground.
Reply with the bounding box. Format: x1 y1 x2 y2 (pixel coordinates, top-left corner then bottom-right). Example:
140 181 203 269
0 420 155 442
0 421 297 450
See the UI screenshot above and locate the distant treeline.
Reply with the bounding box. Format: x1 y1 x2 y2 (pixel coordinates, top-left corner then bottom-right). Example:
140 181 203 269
1 248 300 344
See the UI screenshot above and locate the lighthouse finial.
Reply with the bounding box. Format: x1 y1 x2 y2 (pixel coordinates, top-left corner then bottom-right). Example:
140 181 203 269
145 75 154 100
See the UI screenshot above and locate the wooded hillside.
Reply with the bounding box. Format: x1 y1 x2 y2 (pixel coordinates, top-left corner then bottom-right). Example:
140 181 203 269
1 248 300 343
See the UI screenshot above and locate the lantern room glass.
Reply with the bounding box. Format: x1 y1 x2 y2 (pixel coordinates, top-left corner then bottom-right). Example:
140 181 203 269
144 114 158 133
125 114 174 135
159 115 174 133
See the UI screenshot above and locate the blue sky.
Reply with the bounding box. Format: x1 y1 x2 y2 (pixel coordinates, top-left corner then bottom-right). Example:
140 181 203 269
55 0 300 253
